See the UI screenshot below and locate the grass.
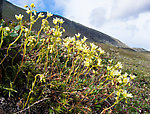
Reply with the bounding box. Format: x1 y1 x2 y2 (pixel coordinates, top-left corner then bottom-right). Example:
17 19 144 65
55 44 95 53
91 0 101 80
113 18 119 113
96 43 150 113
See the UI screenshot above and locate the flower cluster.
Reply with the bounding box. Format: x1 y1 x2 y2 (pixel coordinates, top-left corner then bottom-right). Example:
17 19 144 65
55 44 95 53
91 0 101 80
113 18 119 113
62 31 135 103
106 61 136 100
0 3 136 113
63 35 105 67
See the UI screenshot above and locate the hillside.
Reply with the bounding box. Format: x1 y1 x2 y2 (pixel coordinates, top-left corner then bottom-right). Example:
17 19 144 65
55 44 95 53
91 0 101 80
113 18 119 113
0 0 29 21
47 14 129 48
0 1 150 113
0 0 129 48
96 43 150 113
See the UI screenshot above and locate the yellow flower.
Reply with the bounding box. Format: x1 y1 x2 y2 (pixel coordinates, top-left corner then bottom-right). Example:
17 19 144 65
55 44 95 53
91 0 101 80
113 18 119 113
39 74 46 83
5 27 10 32
116 91 120 96
59 18 64 24
38 13 45 18
123 72 128 78
47 45 54 53
30 16 35 22
42 19 49 26
90 43 98 50
56 37 61 42
53 30 62 37
26 9 32 14
47 12 53 17
76 40 82 46
107 66 112 71
84 61 90 67
75 33 81 38
84 58 92 67
92 69 96 74
40 38 45 43
108 59 113 64
24 5 28 8
122 90 127 98
122 90 133 98
97 58 102 66
24 28 29 33
97 47 105 55
115 62 122 69
110 69 121 76
123 77 129 84
52 17 64 24
63 41 70 47
110 70 114 76
128 83 131 86
127 93 133 98
83 47 90 53
117 77 122 83
130 74 136 80
115 70 121 76
63 29 65 32
81 36 88 43
34 10 37 15
15 14 23 21
30 3 35 8
77 45 83 51
47 45 50 50
53 18 58 25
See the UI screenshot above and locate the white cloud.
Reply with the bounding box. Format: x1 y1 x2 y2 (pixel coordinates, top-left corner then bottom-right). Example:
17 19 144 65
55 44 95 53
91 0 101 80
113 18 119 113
110 0 150 19
54 0 109 26
99 13 150 49
89 7 106 27
53 0 150 50
98 12 150 50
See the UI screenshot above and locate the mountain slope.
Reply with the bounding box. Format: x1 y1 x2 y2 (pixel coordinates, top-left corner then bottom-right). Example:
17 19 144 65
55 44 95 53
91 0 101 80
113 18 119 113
1 0 128 48
1 0 29 21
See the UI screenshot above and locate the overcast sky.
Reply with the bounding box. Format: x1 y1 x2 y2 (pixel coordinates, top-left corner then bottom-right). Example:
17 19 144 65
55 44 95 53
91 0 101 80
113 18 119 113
7 0 150 50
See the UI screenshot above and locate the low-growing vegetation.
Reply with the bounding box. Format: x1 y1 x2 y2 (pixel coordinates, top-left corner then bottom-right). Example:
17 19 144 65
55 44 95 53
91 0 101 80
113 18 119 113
97 43 150 113
0 3 146 114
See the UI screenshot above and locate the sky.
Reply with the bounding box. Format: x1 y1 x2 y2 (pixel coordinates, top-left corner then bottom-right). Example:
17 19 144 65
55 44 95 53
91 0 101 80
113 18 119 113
7 0 150 50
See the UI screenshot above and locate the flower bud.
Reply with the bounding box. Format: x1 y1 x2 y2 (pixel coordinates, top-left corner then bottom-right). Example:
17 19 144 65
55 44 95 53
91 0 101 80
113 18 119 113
24 5 28 8
5 27 10 32
30 3 35 8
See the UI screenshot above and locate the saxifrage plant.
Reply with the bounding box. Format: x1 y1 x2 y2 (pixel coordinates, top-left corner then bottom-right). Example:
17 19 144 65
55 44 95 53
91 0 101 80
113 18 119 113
0 3 136 113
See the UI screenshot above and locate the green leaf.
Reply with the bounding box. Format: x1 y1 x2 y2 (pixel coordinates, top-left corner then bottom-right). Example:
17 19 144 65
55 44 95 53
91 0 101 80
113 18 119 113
15 25 21 31
95 105 101 108
3 87 17 93
10 32 18 37
55 105 62 113
49 108 54 114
